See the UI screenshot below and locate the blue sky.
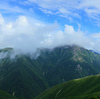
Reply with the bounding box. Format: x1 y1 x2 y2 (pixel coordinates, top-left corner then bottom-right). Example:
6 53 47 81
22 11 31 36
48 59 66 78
0 0 100 52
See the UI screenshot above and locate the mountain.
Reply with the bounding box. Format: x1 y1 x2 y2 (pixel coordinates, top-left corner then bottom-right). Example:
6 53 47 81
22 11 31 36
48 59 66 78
0 89 16 99
0 48 49 99
35 74 100 99
39 45 100 86
0 45 100 98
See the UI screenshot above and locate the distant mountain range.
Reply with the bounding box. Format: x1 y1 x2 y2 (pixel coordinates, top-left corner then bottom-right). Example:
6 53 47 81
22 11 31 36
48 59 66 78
0 45 100 99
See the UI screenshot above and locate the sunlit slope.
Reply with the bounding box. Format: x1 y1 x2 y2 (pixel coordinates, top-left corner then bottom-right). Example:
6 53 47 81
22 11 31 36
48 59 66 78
35 74 100 99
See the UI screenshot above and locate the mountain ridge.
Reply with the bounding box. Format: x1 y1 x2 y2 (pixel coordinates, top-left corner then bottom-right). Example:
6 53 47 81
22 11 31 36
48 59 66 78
0 45 100 98
35 74 100 99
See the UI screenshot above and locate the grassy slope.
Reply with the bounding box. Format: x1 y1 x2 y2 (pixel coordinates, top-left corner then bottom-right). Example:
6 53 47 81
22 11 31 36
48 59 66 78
35 75 100 99
0 89 17 99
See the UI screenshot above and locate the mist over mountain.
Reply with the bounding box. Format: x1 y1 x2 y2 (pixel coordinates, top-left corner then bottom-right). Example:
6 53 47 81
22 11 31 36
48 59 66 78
1 0 100 99
0 45 100 98
0 14 100 54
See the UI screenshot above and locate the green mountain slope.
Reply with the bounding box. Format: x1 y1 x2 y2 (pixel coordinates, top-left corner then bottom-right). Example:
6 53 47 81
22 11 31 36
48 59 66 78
35 74 100 99
0 49 49 99
38 45 100 86
0 89 16 99
0 45 100 99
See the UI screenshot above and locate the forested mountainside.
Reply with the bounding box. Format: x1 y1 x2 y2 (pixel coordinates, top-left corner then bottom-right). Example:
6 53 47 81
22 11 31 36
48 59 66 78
0 45 100 99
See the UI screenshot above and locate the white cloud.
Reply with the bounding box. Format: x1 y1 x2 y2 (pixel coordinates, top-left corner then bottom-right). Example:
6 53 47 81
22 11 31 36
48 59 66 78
1 0 100 24
0 2 23 14
91 33 100 39
0 14 100 53
28 0 80 20
64 25 75 34
0 14 60 52
1 0 100 26
0 0 32 16
28 0 100 22
0 14 4 24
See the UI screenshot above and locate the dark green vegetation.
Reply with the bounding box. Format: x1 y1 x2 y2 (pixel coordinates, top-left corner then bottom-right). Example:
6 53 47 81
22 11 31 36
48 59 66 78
0 48 49 99
35 74 100 99
0 45 100 99
0 89 16 99
39 45 100 87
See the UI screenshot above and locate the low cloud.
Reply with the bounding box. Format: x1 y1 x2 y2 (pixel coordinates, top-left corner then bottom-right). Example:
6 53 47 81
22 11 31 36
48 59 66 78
0 14 100 54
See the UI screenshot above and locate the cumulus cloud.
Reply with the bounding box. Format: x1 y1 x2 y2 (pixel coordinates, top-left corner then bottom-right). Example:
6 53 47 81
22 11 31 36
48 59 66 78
0 14 59 52
0 14 100 53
